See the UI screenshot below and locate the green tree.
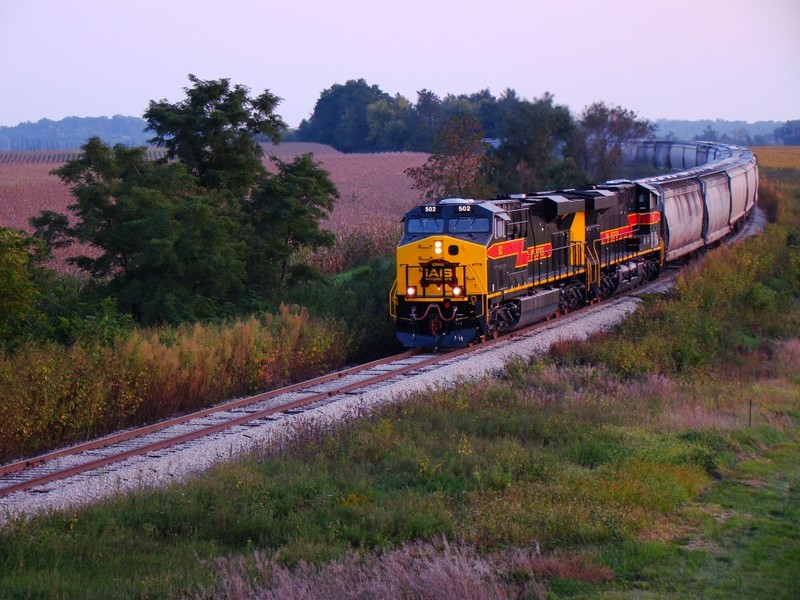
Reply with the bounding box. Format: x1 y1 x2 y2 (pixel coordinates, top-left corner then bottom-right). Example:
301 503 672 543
245 154 338 289
144 74 286 197
694 125 721 142
31 138 246 324
547 157 589 189
405 114 496 200
493 92 576 192
407 89 445 151
0 228 49 346
366 94 413 150
572 101 654 182
298 79 390 152
31 76 339 324
470 88 503 138
774 120 800 145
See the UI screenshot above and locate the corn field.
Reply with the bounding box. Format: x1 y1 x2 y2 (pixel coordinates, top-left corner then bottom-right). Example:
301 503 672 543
0 143 428 274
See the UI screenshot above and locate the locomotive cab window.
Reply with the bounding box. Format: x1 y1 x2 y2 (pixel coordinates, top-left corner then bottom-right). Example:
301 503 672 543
448 217 490 233
407 217 445 233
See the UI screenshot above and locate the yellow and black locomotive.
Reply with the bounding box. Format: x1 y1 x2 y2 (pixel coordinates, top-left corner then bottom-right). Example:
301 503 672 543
390 186 663 348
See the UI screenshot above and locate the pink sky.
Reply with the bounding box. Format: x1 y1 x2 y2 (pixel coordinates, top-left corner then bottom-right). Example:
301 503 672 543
1 0 797 127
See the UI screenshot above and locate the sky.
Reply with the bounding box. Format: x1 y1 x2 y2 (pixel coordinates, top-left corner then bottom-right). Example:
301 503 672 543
1 0 798 129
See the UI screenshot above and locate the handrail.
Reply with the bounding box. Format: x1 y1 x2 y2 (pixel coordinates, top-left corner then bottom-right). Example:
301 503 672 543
388 279 398 319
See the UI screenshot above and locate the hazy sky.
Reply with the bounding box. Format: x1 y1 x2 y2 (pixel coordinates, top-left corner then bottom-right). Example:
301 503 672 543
1 0 798 128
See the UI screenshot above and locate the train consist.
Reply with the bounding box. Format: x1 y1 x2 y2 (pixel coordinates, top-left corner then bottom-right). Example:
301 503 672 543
390 141 758 348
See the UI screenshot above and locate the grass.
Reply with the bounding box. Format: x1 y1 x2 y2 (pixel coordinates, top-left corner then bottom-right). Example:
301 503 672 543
0 162 798 598
0 252 399 462
0 371 713 598
0 305 350 462
0 346 797 598
598 440 800 599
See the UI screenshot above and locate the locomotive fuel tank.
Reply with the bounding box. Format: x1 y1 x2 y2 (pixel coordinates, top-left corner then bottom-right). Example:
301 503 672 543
614 261 644 294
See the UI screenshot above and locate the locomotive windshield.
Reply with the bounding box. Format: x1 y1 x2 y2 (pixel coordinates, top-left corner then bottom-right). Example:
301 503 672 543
448 217 490 233
407 217 445 233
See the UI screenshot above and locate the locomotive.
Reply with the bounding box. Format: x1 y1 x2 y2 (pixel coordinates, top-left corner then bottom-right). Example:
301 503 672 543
390 141 758 348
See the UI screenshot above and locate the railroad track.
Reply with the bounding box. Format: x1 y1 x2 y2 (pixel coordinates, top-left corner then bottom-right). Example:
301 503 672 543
0 295 653 508
0 312 583 504
1 335 530 500
0 350 434 498
0 207 763 516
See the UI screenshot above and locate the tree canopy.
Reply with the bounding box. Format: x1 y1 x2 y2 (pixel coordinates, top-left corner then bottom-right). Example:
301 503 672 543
297 82 662 192
405 114 496 200
31 138 249 323
403 93 657 197
492 93 575 192
31 76 338 325
774 120 800 145
0 228 49 345
144 74 286 197
298 81 548 154
297 79 393 152
245 154 339 292
571 102 655 182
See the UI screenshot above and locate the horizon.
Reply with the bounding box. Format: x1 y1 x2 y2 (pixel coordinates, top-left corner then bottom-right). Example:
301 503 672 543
0 112 790 131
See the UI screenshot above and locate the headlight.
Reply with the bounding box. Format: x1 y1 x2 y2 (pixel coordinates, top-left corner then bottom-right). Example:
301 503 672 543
434 240 443 255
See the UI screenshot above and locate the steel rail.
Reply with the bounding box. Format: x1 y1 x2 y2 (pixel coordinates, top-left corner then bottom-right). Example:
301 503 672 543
0 351 416 481
1 348 475 497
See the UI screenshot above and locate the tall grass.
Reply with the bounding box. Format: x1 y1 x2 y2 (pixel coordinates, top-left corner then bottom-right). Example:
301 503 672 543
4 335 794 598
0 305 348 461
0 365 724 599
296 220 402 275
193 539 612 600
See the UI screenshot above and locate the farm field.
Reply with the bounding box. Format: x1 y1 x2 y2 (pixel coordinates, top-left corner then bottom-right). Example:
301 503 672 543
753 145 800 169
0 142 428 270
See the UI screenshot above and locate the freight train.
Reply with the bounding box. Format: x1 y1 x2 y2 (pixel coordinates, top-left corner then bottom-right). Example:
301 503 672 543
390 141 758 348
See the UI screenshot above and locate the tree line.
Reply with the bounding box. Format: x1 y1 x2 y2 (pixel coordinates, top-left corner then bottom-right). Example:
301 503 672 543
0 115 151 151
295 79 795 152
2 80 796 153
2 74 796 351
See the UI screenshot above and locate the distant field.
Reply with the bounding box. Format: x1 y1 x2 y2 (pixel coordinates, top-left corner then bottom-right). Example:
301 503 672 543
753 145 800 169
6 144 795 271
0 143 428 268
